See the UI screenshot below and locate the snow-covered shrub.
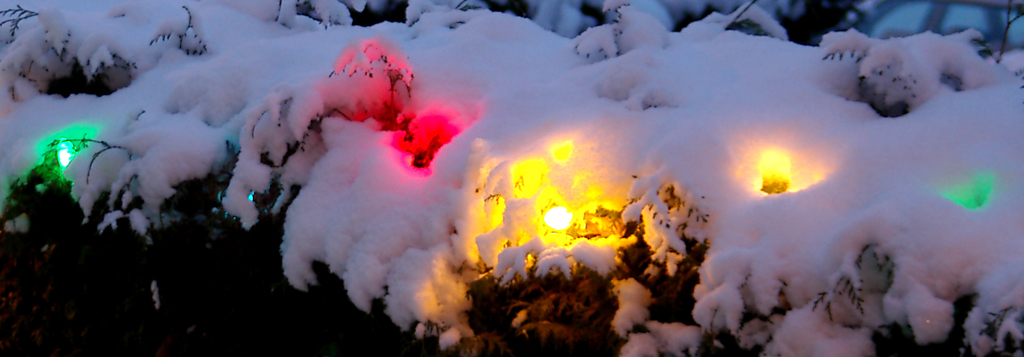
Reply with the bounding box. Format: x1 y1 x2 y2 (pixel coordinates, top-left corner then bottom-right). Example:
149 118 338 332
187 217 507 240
963 263 1024 356
458 167 714 355
820 29 1002 117
3 1 1024 356
623 176 709 266
277 0 369 28
223 34 427 229
573 0 670 61
458 90 720 345
149 5 207 56
0 7 136 101
409 0 858 43
63 110 231 237
216 33 476 345
212 0 406 28
575 2 790 62
481 0 603 37
406 0 601 35
594 50 681 110
660 0 861 43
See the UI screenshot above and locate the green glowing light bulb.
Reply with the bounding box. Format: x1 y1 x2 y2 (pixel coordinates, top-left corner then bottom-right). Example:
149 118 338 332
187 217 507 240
57 140 75 169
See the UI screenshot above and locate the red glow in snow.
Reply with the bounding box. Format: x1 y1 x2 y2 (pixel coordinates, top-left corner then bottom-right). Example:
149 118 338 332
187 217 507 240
392 113 460 170
330 36 467 174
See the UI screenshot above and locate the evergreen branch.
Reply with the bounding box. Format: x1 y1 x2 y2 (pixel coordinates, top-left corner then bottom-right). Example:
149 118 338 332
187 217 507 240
86 144 128 185
0 5 36 18
728 0 762 28
997 1 1024 63
0 5 39 38
984 307 1013 338
52 138 130 185
182 5 195 30
455 0 481 11
148 6 206 55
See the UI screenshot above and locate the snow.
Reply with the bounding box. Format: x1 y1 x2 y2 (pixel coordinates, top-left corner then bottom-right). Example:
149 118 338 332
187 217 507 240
622 321 703 356
150 280 160 310
612 278 652 337
2 213 28 233
2 0 1024 354
645 321 703 356
510 309 528 328
621 332 660 357
764 306 875 357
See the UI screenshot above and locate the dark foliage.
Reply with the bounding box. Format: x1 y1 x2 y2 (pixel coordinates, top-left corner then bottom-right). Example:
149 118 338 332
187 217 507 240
336 0 861 45
0 165 160 356
466 267 623 357
351 1 409 26
0 153 422 356
873 295 975 357
726 19 775 37
781 0 863 45
45 62 115 97
630 227 705 327
460 211 716 356
674 1 863 45
483 0 531 18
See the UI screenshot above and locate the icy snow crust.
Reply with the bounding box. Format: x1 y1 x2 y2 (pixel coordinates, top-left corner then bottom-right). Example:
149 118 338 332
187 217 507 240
2 1 1024 355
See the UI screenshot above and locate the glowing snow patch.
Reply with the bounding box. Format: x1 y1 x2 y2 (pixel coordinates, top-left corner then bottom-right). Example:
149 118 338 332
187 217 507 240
391 114 459 169
57 139 75 169
541 232 570 245
759 150 791 194
943 173 995 210
544 206 573 230
552 141 573 162
512 159 548 198
485 195 505 230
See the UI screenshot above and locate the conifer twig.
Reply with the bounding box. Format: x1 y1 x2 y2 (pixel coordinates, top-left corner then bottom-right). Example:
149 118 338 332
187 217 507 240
52 138 130 185
0 5 38 38
998 0 1024 63
729 0 762 27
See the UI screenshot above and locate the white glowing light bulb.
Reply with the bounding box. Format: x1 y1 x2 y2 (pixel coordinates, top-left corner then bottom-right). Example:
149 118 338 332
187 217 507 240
543 206 573 230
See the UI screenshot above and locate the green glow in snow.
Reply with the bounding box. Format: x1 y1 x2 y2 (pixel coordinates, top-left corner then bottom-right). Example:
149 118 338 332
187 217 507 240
942 172 995 210
32 124 102 183
37 124 100 161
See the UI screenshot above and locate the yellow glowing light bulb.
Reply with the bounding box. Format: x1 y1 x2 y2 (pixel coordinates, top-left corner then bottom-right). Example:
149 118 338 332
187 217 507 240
544 206 573 230
552 141 573 162
759 150 791 194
